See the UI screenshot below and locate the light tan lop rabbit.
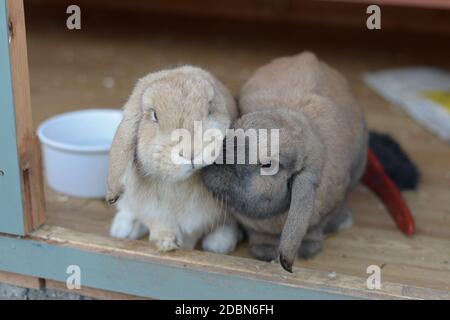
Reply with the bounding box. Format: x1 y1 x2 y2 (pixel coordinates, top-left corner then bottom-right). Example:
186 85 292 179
107 66 241 253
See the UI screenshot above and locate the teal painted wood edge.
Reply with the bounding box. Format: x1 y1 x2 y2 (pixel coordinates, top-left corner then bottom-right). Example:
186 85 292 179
0 235 356 299
0 0 26 235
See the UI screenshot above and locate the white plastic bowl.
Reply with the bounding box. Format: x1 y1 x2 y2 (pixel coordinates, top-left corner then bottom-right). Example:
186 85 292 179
37 109 122 198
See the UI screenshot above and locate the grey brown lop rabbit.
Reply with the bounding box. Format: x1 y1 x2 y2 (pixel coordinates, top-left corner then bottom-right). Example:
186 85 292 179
201 52 368 272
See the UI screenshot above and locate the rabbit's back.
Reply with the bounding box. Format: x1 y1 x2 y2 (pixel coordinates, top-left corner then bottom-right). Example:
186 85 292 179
239 52 368 224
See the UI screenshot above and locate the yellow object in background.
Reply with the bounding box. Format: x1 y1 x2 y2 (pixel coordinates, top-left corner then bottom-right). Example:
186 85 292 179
423 90 450 113
364 68 450 143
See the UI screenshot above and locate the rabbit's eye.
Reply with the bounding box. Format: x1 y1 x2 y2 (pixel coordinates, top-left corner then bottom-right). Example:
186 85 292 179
149 109 158 123
261 161 272 168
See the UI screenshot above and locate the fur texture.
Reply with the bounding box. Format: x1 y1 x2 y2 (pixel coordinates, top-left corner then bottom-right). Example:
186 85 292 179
201 52 368 271
108 66 241 254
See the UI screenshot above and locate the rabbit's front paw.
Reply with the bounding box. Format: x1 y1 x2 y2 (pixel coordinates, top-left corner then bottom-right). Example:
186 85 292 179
249 243 279 262
152 232 179 252
110 210 148 239
202 224 241 254
298 240 322 259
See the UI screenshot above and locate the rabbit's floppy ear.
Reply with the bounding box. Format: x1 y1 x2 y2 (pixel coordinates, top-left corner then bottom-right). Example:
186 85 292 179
106 82 145 204
278 171 317 272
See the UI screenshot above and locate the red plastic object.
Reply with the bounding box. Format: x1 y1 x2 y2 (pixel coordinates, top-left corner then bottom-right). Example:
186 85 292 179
362 149 415 235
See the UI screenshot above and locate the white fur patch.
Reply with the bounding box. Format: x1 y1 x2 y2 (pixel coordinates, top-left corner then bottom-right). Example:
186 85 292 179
201 224 241 254
153 232 179 252
110 210 149 240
